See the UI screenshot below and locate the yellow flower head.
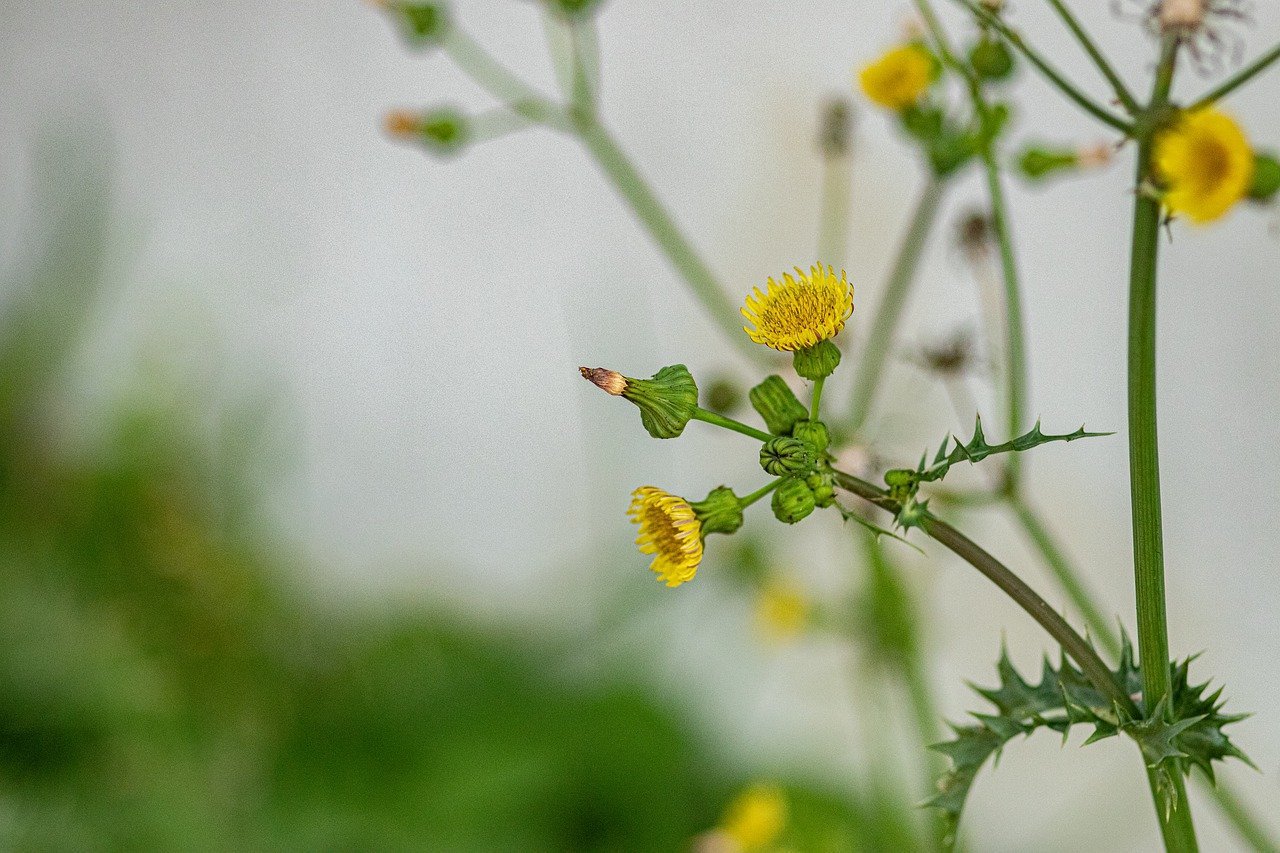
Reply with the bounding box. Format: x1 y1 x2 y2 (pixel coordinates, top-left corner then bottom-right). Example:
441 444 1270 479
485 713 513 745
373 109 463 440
858 44 935 110
741 265 853 352
718 784 788 851
1154 107 1254 224
755 581 809 643
628 486 703 587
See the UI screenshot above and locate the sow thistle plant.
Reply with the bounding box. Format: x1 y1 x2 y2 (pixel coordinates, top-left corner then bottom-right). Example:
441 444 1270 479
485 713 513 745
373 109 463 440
375 0 1280 849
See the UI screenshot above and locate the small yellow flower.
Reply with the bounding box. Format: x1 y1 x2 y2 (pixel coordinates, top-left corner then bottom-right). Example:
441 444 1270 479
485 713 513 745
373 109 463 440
628 486 703 587
755 581 809 643
858 44 935 110
718 784 788 851
741 265 853 352
1154 107 1254 224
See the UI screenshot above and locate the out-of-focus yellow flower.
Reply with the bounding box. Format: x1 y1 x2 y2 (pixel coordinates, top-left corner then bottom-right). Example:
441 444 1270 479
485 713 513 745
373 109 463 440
628 486 703 587
858 44 934 110
1154 107 1254 223
741 265 853 352
718 784 788 851
755 581 809 642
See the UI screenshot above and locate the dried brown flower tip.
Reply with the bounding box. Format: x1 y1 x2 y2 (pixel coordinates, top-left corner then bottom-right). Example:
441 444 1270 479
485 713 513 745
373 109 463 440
383 110 422 138
579 367 627 396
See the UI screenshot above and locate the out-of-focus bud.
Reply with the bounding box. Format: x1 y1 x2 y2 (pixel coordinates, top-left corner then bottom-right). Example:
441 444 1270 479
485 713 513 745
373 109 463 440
548 0 604 19
1016 145 1080 181
749 375 808 436
772 476 816 524
691 486 745 536
703 376 744 414
760 437 816 477
969 36 1015 81
579 364 699 439
819 98 855 159
1249 152 1280 203
805 469 836 508
384 108 470 156
1159 0 1207 33
374 1 449 47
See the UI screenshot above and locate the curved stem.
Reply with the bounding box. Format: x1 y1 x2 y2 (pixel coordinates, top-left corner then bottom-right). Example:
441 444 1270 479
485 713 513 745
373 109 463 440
738 478 781 508
1043 0 1140 113
831 469 1134 713
690 407 774 443
575 119 766 364
846 177 946 431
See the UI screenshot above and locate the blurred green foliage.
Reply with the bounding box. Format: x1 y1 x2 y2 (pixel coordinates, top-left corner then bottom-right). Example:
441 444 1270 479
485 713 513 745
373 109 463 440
0 135 923 850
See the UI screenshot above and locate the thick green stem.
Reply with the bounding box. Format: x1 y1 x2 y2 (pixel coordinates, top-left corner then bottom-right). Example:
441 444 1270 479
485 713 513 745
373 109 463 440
1128 32 1198 852
575 120 765 364
691 407 774 443
846 178 946 431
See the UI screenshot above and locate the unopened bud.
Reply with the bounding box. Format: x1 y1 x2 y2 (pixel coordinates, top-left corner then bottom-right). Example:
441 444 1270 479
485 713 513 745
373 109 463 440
772 476 817 524
579 366 627 396
792 339 841 381
375 1 449 47
819 99 855 159
791 419 830 454
749 375 808 436
760 437 816 477
385 107 469 155
1250 152 1280 203
691 486 745 536
969 36 1015 81
549 0 603 19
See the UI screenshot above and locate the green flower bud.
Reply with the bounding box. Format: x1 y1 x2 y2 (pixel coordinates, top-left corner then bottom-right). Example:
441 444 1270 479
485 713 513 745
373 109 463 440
1250 152 1280 202
579 364 698 439
791 419 829 454
383 2 448 47
760 437 816 477
690 486 744 536
549 0 603 18
385 108 469 156
793 339 841 381
969 37 1015 81
805 469 836 508
772 476 816 524
1016 146 1078 181
748 375 808 436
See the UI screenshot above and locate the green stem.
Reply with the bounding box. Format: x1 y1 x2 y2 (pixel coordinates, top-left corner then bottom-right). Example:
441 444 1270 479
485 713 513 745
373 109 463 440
1209 779 1280 853
1190 41 1280 110
948 0 1133 132
574 119 766 364
846 177 946 431
1043 0 1140 113
818 149 853 265
1128 32 1198 852
691 407 774 443
444 28 565 127
831 469 1133 713
738 478 781 508
810 376 825 421
1008 493 1119 657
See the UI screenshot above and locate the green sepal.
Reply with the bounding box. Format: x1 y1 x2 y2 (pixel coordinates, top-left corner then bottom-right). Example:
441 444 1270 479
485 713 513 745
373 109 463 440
1249 152 1280 202
1016 145 1079 182
621 365 699 439
760 437 816 477
748 375 808 436
418 107 470 156
792 419 830 454
390 2 448 46
690 486 744 537
804 468 835 508
771 475 816 524
792 339 841 381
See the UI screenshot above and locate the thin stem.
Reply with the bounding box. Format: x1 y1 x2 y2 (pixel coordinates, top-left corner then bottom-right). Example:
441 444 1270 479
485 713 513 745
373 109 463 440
1128 31 1199 852
846 177 946 431
1190 41 1280 110
691 407 774 443
444 28 564 126
1008 493 1120 657
1043 0 1140 113
574 119 767 364
818 148 854 265
978 147 1029 484
948 0 1134 133
1209 779 1280 853
810 376 826 421
831 468 1134 713
739 478 781 508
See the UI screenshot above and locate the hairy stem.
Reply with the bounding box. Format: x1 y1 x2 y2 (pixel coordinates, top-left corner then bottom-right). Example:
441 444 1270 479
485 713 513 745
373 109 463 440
846 177 946 431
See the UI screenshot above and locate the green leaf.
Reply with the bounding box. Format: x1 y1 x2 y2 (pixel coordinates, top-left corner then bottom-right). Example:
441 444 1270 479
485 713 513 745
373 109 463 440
913 416 1111 485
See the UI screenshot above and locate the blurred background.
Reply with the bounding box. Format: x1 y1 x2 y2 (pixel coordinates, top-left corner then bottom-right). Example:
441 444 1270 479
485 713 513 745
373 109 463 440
1 0 1278 849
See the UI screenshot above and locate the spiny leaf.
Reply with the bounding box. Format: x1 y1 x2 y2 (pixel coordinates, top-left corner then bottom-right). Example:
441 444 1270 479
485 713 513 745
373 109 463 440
836 501 924 554
913 415 1112 485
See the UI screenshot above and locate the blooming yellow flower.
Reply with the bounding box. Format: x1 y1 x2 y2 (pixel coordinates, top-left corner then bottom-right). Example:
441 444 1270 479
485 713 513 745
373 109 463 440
858 44 934 110
718 784 788 851
628 486 703 587
754 581 809 643
1154 107 1254 224
741 265 853 352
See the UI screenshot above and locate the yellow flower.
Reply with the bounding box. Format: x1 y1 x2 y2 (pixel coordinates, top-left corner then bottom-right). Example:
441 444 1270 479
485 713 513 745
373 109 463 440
741 265 853 352
754 581 809 643
858 44 934 110
718 784 788 851
628 486 703 587
1154 107 1254 224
